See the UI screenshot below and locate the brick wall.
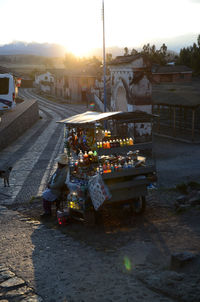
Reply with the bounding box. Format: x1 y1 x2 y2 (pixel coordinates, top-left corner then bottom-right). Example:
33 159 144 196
0 99 39 151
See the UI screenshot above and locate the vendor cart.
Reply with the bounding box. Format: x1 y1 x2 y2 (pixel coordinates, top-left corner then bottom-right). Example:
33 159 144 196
57 111 156 224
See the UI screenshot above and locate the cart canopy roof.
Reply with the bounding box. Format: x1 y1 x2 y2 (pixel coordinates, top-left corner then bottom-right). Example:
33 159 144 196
57 110 154 126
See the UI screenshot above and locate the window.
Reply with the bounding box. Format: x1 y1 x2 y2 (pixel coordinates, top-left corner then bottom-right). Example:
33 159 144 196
44 76 48 80
0 78 9 94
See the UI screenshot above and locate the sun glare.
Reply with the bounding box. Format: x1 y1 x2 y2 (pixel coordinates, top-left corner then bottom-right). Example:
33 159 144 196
65 42 93 58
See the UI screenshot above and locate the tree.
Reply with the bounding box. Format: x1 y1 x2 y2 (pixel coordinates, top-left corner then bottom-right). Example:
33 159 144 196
106 53 112 63
197 34 200 47
177 34 200 75
131 48 138 55
124 47 129 56
141 43 169 65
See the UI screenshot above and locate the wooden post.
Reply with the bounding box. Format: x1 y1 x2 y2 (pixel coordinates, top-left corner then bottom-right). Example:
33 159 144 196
184 107 187 130
192 109 195 142
158 105 160 133
169 105 172 128
179 106 182 131
173 107 176 137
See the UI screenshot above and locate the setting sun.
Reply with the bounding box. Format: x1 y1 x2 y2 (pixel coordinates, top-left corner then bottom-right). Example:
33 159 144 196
0 0 199 56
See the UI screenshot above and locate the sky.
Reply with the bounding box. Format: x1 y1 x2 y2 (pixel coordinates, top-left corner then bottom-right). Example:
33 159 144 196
0 0 200 56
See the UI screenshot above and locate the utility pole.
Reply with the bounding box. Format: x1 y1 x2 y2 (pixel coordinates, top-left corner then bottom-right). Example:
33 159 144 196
102 0 107 112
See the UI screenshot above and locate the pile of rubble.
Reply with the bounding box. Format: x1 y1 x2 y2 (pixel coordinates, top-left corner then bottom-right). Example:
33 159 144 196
174 183 200 212
136 252 200 302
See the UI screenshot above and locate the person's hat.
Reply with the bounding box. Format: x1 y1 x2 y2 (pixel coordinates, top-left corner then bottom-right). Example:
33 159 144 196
55 153 68 165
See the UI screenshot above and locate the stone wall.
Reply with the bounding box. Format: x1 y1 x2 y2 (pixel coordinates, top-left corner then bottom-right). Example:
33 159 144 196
0 99 39 151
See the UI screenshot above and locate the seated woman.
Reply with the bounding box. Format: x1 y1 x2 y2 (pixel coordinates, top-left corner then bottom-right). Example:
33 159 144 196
41 153 69 218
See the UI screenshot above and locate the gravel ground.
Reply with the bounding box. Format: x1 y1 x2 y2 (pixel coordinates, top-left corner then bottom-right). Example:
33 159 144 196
1 89 200 301
3 187 200 301
1 204 175 302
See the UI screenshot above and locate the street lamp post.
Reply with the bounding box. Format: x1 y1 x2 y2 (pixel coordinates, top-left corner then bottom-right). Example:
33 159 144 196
102 0 107 112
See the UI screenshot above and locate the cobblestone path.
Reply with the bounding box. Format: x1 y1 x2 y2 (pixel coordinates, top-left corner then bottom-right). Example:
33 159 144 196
0 89 86 205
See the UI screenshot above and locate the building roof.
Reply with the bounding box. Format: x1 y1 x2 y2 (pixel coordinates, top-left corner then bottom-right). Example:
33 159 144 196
152 83 200 108
152 65 193 74
108 54 146 65
49 68 97 78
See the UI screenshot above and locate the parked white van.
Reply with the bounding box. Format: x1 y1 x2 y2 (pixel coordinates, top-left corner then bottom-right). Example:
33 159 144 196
0 73 17 110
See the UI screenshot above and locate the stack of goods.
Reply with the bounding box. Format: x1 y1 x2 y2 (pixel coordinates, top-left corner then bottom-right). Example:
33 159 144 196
65 127 96 155
97 151 146 174
70 149 99 178
96 129 134 149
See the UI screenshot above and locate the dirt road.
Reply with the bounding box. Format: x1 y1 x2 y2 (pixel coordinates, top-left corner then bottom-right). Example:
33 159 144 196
154 135 200 187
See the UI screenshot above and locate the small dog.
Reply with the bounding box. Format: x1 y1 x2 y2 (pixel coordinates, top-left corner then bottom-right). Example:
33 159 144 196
0 167 12 187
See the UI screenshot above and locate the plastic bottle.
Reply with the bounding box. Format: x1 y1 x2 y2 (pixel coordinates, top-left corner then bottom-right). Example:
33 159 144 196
129 137 134 145
108 130 111 138
99 164 103 174
107 162 111 173
126 138 130 146
106 141 110 149
78 150 84 162
88 150 93 161
124 162 128 169
123 139 126 146
120 139 123 147
128 160 132 168
103 163 107 173
105 130 108 137
84 151 88 160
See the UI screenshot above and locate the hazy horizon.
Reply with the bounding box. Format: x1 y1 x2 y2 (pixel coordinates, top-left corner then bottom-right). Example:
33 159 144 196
0 31 199 59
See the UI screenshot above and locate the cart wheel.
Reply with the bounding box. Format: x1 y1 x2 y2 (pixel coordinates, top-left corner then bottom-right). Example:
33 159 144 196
132 196 146 214
84 210 96 226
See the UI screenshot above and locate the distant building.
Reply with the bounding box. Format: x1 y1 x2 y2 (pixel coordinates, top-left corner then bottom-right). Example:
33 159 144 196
50 69 96 104
34 69 96 104
107 54 153 142
108 54 152 112
34 72 54 93
152 65 192 83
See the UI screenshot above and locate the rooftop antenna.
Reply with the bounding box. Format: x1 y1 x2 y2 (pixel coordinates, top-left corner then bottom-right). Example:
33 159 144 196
102 0 107 112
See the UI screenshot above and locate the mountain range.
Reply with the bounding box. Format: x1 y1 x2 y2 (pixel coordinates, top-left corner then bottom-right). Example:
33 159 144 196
0 33 199 57
0 42 66 57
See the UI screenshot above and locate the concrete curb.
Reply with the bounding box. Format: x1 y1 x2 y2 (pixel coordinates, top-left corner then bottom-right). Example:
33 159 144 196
0 99 39 151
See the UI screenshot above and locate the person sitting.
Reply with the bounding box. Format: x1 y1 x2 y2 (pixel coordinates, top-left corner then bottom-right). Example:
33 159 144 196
41 153 69 218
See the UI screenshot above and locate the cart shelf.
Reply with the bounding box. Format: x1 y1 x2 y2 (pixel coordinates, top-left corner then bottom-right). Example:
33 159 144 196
102 165 156 180
106 177 152 190
97 142 152 156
